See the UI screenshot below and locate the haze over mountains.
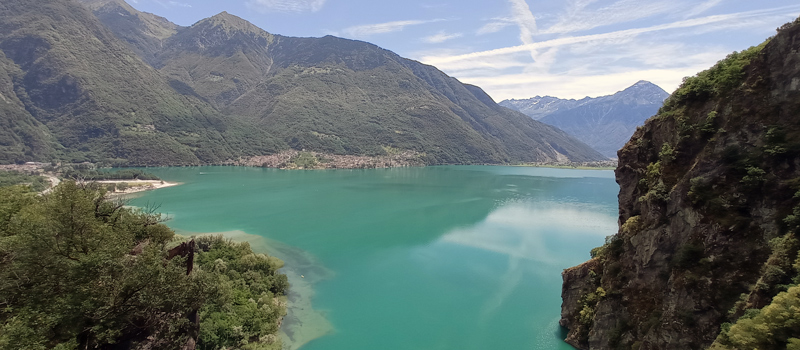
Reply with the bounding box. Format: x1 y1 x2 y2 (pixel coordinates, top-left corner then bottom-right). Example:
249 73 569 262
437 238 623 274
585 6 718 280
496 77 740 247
500 81 669 158
0 0 605 166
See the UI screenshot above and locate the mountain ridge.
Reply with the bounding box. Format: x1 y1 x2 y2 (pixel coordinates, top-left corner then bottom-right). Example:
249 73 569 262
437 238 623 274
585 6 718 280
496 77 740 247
0 0 605 165
92 5 606 164
500 81 669 158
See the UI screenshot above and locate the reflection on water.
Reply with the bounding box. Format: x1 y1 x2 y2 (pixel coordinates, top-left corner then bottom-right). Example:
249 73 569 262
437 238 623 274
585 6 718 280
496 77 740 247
440 202 617 264
435 202 617 322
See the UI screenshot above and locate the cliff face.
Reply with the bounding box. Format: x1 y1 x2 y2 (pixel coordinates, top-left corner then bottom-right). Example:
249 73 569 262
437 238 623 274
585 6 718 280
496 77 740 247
561 17 800 350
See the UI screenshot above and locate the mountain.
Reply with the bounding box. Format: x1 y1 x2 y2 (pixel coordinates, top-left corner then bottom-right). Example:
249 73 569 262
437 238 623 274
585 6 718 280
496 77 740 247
78 0 179 66
0 0 285 165
499 96 584 120
71 2 605 165
500 81 669 158
560 17 800 349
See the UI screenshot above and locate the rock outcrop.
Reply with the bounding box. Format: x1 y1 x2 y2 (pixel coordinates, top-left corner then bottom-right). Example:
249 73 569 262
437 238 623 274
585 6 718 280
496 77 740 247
560 17 800 350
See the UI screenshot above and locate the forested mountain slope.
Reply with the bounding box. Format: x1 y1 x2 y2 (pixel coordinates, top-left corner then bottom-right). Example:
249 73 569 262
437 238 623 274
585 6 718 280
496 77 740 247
76 1 606 164
0 0 284 165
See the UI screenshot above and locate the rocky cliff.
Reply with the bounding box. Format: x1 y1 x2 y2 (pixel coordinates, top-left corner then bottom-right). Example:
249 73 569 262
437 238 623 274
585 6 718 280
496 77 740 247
560 17 800 350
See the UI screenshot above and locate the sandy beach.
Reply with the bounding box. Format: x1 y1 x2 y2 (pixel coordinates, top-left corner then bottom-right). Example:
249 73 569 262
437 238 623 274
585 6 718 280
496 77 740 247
91 179 181 195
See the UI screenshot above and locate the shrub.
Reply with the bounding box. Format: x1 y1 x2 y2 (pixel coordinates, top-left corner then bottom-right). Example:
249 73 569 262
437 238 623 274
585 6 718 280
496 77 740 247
741 166 766 187
673 243 705 269
718 286 800 350
659 143 676 163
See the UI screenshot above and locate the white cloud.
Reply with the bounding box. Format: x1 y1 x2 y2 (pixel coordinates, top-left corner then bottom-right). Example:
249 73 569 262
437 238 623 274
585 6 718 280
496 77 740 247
508 0 538 45
459 67 702 100
476 18 514 35
543 0 677 34
245 0 326 13
685 0 724 18
423 31 463 43
416 5 800 101
422 8 794 66
341 19 445 38
152 0 191 8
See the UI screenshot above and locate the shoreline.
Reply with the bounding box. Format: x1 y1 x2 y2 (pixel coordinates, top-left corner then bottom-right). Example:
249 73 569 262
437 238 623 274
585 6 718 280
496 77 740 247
509 160 617 170
92 179 181 196
183 229 334 350
511 164 616 170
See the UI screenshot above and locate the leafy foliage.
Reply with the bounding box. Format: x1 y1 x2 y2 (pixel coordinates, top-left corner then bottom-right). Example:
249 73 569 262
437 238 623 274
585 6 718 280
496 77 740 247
667 43 766 106
60 167 160 181
0 170 48 191
194 236 288 350
0 182 206 349
0 182 288 350
714 286 800 350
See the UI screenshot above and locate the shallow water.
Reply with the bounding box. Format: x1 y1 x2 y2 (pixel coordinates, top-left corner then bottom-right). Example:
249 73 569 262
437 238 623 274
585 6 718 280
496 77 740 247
128 165 619 350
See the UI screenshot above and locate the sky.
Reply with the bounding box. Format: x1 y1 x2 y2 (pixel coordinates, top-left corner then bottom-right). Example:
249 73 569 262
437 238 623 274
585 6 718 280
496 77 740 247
126 0 800 100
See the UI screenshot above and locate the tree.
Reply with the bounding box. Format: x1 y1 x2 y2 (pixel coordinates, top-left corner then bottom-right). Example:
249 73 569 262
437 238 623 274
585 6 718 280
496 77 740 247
0 182 210 349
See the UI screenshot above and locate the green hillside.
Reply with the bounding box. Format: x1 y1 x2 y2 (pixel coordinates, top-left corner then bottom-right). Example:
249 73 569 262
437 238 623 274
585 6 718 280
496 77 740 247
154 13 604 164
0 0 284 165
0 0 604 166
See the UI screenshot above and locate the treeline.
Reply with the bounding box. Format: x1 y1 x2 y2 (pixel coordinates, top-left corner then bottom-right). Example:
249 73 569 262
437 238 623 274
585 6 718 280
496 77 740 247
0 182 288 350
59 167 161 181
0 171 48 192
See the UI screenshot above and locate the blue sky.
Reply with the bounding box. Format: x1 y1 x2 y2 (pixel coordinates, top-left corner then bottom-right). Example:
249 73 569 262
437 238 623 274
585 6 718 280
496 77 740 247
127 0 800 100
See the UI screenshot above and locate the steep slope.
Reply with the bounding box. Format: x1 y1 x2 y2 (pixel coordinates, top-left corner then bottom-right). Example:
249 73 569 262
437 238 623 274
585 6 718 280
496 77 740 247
560 18 800 349
0 52 59 163
77 0 179 66
150 12 605 164
0 0 283 165
501 81 669 158
161 15 604 163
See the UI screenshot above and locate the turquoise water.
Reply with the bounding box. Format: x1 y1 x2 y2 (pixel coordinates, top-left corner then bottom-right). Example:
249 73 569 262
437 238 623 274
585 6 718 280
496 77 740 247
128 166 619 350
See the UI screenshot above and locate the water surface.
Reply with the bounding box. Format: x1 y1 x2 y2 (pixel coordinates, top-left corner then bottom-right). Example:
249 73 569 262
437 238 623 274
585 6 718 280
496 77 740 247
129 165 618 350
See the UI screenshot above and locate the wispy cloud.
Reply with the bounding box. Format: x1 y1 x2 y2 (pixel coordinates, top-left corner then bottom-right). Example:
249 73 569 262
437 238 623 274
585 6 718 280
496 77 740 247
508 0 538 44
476 19 514 35
418 5 800 100
341 19 445 38
152 0 191 8
543 0 677 34
424 7 795 66
685 0 724 18
245 0 326 13
423 31 463 43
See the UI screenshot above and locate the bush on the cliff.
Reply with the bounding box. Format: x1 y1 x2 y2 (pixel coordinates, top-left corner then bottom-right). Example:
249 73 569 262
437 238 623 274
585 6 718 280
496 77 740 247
714 285 800 350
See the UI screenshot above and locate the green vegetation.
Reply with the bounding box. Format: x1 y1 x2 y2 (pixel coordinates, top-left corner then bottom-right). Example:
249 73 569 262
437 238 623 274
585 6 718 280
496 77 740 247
0 182 287 349
0 0 285 166
288 151 320 169
0 0 605 166
0 171 48 192
667 43 767 106
60 167 160 181
713 286 800 350
195 236 288 350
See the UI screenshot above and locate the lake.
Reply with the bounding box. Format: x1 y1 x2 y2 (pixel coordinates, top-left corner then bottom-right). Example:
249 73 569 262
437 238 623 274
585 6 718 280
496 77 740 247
128 165 619 350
